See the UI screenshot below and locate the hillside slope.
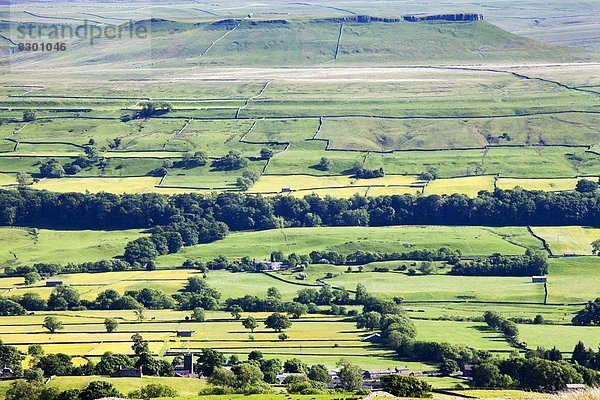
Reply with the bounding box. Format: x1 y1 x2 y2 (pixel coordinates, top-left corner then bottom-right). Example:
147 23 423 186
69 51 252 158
2 17 595 68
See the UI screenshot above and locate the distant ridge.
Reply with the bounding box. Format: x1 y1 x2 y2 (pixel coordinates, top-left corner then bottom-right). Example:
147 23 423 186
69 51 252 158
404 13 484 22
320 16 403 23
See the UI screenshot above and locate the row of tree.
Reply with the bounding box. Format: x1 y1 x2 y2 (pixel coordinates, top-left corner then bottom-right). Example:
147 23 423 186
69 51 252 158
2 276 224 313
4 260 133 279
6 380 129 400
309 247 462 265
450 249 548 276
2 188 599 230
483 311 521 346
3 277 363 318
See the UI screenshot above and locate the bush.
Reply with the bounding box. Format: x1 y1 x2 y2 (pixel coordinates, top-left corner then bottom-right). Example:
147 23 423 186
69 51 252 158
79 381 123 400
128 383 178 399
576 179 599 193
22 110 36 122
0 298 26 316
381 375 432 398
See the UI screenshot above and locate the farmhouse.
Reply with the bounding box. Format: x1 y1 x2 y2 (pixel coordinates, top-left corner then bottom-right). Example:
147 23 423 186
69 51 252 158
363 367 410 379
45 279 63 287
254 259 290 271
531 276 547 283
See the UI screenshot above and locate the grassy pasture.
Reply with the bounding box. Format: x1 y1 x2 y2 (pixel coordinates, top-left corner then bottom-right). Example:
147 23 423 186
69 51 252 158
244 75 596 119
365 146 598 178
319 113 600 152
0 310 432 371
6 269 300 302
531 226 600 255
148 187 221 195
160 164 263 189
46 376 208 397
265 141 365 176
245 118 320 143
406 303 580 324
0 63 598 194
157 225 542 266
323 272 544 302
496 177 597 192
366 186 423 196
7 118 188 151
250 174 357 193
0 155 167 177
547 257 600 303
517 324 600 352
163 119 254 154
32 176 161 193
413 320 513 351
1 79 264 100
290 186 370 198
424 176 495 197
336 20 586 64
0 173 15 186
0 227 144 266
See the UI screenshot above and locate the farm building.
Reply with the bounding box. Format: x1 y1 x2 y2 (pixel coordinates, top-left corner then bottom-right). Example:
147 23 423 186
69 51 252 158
176 330 195 337
275 372 304 384
96 398 128 400
0 367 15 379
362 332 382 343
254 259 290 271
326 369 342 388
566 384 587 390
45 279 63 287
462 364 474 378
174 353 197 378
363 367 409 379
531 276 547 283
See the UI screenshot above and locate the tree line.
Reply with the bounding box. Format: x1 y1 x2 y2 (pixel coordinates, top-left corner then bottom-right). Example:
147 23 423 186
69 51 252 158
450 250 548 276
1 188 598 230
309 247 462 265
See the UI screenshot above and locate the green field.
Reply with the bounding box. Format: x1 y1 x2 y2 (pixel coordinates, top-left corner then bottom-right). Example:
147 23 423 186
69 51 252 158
0 17 598 197
0 227 144 266
547 257 600 303
532 226 600 255
0 2 599 399
157 225 544 266
0 309 434 373
323 272 545 302
518 324 600 353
